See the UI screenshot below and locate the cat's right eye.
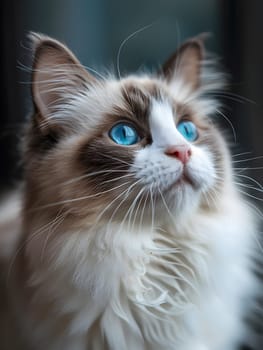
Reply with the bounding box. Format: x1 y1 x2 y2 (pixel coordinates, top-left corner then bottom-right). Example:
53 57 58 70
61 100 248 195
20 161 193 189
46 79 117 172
177 121 198 142
109 123 140 146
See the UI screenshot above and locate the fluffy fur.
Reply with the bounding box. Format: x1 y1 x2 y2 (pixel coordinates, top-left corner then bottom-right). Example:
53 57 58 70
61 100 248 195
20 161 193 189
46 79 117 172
0 33 261 349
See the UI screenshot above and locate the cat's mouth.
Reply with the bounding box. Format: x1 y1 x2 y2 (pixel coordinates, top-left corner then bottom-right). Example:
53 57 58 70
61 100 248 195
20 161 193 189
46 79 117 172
178 173 195 187
172 172 197 190
159 170 197 195
136 163 201 194
170 165 201 191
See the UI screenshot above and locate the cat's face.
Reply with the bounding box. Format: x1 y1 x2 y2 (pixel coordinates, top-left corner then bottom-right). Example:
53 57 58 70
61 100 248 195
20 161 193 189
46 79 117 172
25 34 231 228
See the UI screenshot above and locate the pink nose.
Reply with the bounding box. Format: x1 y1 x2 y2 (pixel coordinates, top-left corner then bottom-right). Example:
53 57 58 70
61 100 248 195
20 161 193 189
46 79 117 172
165 145 192 164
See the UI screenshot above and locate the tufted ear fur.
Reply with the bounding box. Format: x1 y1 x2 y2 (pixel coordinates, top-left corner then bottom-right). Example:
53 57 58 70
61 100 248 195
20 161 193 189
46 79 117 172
161 35 205 91
30 33 97 128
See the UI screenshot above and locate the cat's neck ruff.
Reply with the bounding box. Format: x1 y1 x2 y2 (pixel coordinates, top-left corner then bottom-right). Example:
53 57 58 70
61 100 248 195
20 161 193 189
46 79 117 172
21 189 256 350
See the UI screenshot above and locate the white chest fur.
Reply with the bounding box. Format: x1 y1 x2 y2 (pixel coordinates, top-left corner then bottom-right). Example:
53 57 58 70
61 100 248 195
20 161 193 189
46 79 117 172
24 194 256 350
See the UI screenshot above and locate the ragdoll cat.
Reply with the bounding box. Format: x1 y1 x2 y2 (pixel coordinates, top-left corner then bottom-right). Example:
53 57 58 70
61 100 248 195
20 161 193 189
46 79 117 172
0 33 260 350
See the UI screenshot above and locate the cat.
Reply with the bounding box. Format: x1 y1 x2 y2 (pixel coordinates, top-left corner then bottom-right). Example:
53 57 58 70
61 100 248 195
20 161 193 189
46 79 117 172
0 32 261 350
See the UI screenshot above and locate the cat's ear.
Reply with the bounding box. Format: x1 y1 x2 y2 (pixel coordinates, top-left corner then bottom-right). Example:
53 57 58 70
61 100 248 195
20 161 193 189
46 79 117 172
30 33 96 123
161 35 206 91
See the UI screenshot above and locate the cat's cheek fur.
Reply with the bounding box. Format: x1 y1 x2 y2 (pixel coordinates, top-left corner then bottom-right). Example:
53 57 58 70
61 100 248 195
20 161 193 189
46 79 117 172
131 146 184 190
185 145 217 191
131 144 216 219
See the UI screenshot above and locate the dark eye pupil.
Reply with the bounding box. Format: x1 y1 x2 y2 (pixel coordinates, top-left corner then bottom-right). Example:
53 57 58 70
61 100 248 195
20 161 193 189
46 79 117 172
122 127 127 138
109 123 139 145
177 121 198 142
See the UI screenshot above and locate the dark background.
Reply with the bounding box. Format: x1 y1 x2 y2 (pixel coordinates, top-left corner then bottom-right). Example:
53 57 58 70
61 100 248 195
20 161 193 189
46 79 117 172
1 0 263 190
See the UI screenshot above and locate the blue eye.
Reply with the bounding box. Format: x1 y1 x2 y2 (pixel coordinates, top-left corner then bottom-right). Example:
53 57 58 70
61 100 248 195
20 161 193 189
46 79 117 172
177 121 198 142
109 123 140 145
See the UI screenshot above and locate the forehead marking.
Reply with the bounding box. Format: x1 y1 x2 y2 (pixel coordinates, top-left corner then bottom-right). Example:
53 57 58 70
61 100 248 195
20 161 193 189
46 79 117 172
121 85 150 123
149 99 188 149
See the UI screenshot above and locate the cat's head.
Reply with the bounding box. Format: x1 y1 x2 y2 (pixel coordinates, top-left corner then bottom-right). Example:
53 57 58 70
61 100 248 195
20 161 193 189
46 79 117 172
25 33 232 228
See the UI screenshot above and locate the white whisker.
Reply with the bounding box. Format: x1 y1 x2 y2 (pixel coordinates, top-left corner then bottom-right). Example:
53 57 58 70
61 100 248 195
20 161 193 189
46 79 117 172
40 211 67 262
158 186 174 223
61 168 130 186
95 179 142 226
235 174 263 190
116 23 154 79
31 181 131 211
215 108 237 143
235 182 263 193
129 187 146 232
233 155 263 163
7 212 68 285
238 189 263 202
232 151 252 158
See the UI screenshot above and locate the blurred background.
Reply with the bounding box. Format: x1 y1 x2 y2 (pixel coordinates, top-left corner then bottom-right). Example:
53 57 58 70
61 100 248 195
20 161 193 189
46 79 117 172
0 1 262 348
1 0 263 191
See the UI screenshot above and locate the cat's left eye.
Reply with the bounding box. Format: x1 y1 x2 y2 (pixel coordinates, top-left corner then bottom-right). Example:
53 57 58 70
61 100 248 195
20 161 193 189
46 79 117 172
177 121 198 142
109 123 140 146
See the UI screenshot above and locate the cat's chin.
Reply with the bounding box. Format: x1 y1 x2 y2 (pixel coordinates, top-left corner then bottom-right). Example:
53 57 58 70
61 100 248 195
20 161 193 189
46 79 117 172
175 173 197 189
156 172 206 219
162 171 200 194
